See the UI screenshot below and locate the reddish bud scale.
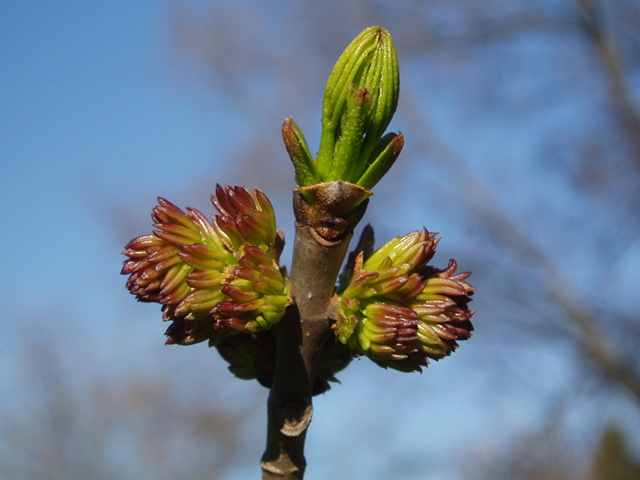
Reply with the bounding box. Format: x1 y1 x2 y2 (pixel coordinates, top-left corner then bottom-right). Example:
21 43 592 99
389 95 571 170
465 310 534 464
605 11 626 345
159 263 190 295
253 281 273 295
121 258 149 276
178 254 225 272
240 245 271 268
161 281 191 306
244 211 270 237
236 216 265 246
186 208 218 242
372 274 409 295
184 270 223 289
224 286 261 303
395 274 425 301
146 245 179 263
153 221 202 243
255 190 277 233
140 265 162 282
152 230 195 247
176 288 224 316
158 206 200 232
227 187 254 214
211 184 236 216
124 234 160 251
373 265 402 282
164 316 216 346
343 272 380 299
256 273 286 293
234 267 262 283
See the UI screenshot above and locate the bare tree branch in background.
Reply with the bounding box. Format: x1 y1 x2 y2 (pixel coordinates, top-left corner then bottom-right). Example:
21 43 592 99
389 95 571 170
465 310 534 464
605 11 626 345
575 0 640 166
0 317 256 480
414 121 640 404
405 0 640 402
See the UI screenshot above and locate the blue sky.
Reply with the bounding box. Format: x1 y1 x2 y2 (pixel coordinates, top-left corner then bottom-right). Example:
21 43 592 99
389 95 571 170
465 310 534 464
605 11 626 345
2 2 640 479
0 0 233 421
1 2 233 320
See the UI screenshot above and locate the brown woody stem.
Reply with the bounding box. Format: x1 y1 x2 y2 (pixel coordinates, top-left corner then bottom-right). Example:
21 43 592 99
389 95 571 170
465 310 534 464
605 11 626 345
260 182 370 479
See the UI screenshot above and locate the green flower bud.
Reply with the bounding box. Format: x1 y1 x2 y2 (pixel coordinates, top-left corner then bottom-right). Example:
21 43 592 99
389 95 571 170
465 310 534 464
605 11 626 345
407 259 475 362
284 26 401 189
215 331 352 396
317 26 400 185
337 224 375 294
334 229 436 346
215 331 276 388
334 229 475 372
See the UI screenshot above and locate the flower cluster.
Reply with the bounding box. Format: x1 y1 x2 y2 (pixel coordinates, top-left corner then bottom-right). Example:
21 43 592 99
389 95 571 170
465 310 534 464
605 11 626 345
121 185 289 347
335 228 474 372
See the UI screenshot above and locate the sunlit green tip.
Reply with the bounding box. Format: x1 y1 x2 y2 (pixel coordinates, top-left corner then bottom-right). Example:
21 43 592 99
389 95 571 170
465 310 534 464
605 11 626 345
315 26 401 186
356 132 404 190
282 118 320 187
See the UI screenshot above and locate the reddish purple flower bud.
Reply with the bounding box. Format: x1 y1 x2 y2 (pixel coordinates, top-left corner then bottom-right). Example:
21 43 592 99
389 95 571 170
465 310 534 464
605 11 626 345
212 245 291 335
122 199 232 309
335 227 475 372
122 188 288 347
211 185 283 261
407 259 475 362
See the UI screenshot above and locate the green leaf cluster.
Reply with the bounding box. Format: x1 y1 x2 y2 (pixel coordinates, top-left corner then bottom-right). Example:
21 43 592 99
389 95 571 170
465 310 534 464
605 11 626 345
284 26 403 191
